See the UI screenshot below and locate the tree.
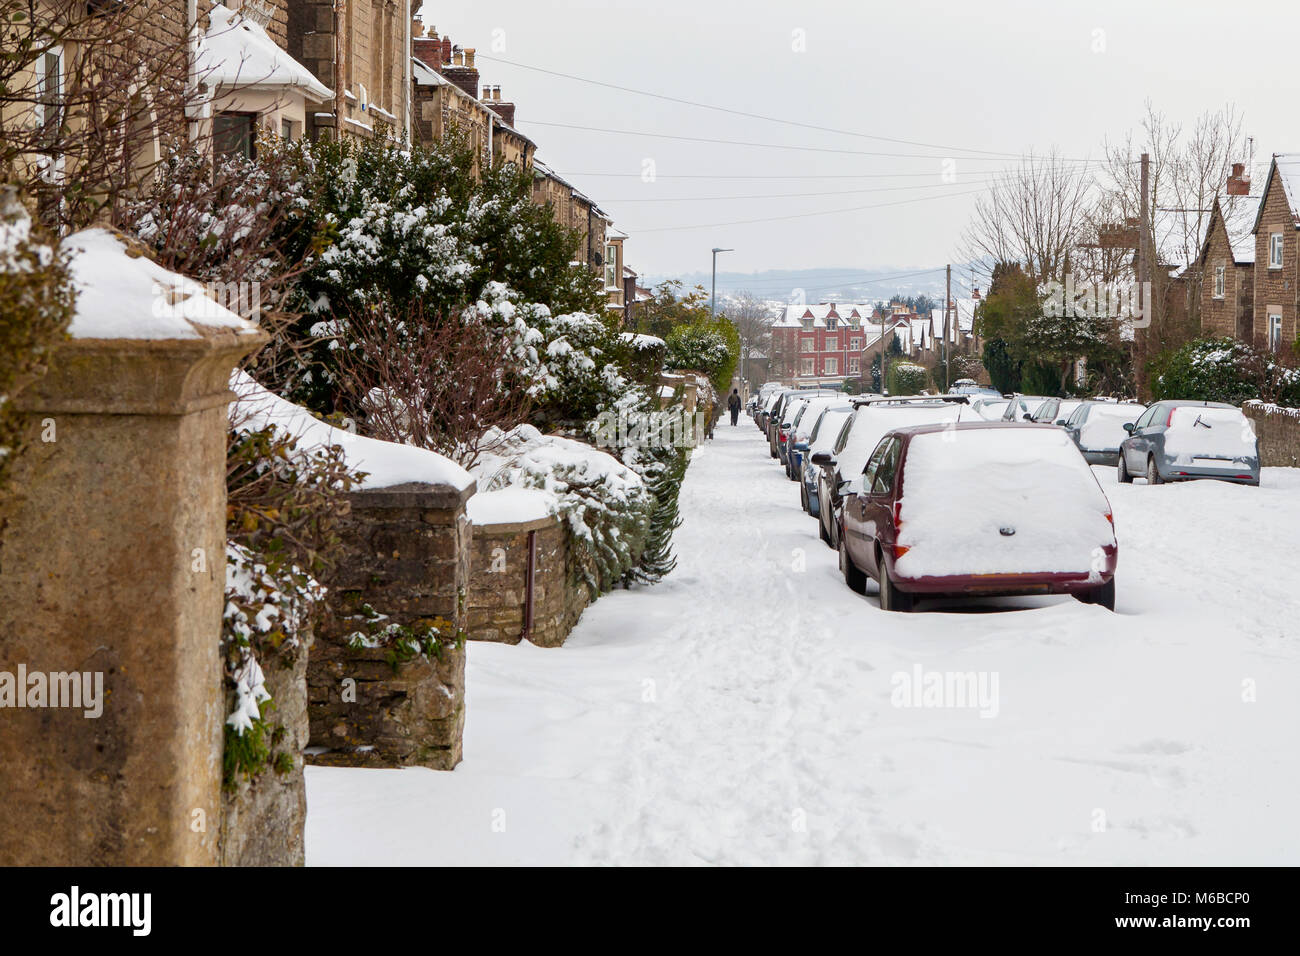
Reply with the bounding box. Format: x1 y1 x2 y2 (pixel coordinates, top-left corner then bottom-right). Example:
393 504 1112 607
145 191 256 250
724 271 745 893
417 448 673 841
961 149 1093 284
723 291 776 389
636 280 711 339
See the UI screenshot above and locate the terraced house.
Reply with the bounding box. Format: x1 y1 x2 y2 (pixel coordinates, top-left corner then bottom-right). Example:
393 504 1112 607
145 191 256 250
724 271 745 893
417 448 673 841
1251 154 1300 351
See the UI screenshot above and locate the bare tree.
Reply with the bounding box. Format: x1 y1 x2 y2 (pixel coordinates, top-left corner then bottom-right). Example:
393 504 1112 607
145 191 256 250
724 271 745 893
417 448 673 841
960 149 1095 285
330 301 534 469
725 291 776 388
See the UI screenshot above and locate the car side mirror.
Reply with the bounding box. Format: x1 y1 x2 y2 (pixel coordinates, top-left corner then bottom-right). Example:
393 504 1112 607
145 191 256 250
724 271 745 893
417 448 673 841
1055 419 1067 426
1022 413 1033 421
810 451 831 465
1122 422 1136 433
793 441 809 451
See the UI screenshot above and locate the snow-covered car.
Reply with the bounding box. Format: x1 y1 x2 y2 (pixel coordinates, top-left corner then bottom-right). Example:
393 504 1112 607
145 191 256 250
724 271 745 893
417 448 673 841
798 404 853 514
999 395 1048 422
761 389 797 451
771 389 838 462
786 395 842 480
970 397 1012 421
1063 401 1146 465
838 422 1118 612
808 395 973 549
1118 401 1261 486
948 379 1001 397
1029 397 1083 425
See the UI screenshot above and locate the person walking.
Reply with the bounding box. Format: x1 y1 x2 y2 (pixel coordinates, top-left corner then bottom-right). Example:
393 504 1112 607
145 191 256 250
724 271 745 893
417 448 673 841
727 388 742 426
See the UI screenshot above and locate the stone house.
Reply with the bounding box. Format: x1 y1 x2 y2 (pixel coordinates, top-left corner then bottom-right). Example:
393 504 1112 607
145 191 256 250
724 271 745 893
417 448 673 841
1195 165 1260 341
1250 154 1300 351
285 0 410 141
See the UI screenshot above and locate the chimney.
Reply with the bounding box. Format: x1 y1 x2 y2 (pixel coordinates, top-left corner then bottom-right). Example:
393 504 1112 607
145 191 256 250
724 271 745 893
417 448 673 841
1227 161 1251 196
441 36 452 65
484 85 516 125
442 46 480 99
412 17 423 38
412 30 443 71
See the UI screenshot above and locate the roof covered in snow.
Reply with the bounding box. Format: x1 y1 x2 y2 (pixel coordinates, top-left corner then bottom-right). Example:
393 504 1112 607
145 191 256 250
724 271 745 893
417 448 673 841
1251 154 1300 234
199 6 332 102
775 302 876 329
1202 193 1264 265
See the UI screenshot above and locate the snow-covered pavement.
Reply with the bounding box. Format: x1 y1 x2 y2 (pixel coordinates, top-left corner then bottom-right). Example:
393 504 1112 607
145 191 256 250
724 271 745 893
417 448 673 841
306 423 1300 865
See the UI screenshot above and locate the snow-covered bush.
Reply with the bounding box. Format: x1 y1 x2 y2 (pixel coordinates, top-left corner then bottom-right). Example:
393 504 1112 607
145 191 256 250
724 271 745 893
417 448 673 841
1149 337 1300 407
888 359 929 396
665 318 739 393
474 425 652 596
0 188 74 494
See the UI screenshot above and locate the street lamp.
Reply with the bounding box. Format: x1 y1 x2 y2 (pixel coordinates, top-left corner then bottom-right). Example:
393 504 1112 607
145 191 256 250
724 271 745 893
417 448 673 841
710 247 733 320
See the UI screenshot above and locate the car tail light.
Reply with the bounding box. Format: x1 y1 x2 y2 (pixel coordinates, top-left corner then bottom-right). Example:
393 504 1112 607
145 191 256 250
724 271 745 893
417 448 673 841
891 500 906 559
893 544 910 560
1104 511 1114 526
1234 474 1252 480
778 432 787 443
1166 408 1177 426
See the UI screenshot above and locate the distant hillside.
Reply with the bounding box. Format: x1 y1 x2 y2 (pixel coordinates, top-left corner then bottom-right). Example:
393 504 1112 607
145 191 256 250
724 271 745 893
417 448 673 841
640 266 967 307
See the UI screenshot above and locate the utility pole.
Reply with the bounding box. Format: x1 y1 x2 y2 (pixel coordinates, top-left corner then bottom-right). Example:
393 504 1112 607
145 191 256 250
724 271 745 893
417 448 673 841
944 264 952 392
1138 152 1150 330
710 247 733 319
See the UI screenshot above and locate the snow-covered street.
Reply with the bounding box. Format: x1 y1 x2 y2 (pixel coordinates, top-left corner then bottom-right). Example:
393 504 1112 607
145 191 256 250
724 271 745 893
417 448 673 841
306 423 1300 865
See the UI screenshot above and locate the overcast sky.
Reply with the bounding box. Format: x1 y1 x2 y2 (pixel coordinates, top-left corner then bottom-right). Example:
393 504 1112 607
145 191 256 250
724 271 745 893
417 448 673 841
421 0 1297 289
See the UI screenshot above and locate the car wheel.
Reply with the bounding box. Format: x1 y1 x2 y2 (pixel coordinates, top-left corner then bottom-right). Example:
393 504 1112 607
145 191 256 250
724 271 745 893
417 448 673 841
1074 578 1116 611
818 512 831 545
1146 455 1162 485
839 535 867 595
1117 453 1133 484
879 559 914 613
800 481 809 513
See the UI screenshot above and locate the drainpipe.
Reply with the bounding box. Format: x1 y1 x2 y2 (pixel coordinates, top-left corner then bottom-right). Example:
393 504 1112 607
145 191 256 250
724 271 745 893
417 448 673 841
521 529 537 643
403 0 411 142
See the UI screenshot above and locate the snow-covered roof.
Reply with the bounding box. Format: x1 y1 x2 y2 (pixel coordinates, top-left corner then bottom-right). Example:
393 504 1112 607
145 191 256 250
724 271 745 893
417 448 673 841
1200 193 1264 266
199 6 332 103
928 298 978 340
411 56 447 88
62 229 260 340
775 302 876 328
607 227 628 240
1153 206 1213 271
1251 154 1300 235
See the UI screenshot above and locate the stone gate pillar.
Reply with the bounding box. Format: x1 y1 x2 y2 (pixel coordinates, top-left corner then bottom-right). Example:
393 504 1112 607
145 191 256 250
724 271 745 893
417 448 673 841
0 326 263 865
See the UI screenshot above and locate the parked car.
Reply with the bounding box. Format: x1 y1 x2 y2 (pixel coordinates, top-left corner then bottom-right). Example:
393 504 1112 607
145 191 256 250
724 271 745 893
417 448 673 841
970 397 1012 421
761 389 796 450
948 379 1001 397
808 395 972 550
776 396 813 468
799 404 853 516
1001 395 1048 422
1063 401 1146 465
838 422 1118 611
771 388 837 460
786 395 841 479
1118 401 1260 486
1029 397 1082 425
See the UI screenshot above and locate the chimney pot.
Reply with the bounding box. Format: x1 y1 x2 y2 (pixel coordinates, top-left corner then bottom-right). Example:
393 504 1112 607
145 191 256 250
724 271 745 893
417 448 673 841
441 37 452 64
1227 161 1251 196
412 18 423 37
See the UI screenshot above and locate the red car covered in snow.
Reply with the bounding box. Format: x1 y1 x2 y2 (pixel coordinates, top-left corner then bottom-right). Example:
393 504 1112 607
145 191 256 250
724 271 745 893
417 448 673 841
837 422 1118 611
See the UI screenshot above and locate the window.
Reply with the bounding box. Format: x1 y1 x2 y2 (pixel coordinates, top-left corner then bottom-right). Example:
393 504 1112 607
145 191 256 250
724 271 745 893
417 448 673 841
862 441 890 489
1269 312 1283 352
1270 233 1284 269
870 439 902 495
825 336 838 351
1134 405 1159 430
850 337 862 350
849 356 860 374
214 112 256 161
281 118 294 141
826 317 837 330
1213 264 1225 299
800 357 815 375
824 357 838 375
801 319 813 330
833 413 857 454
799 337 816 353
604 244 618 289
35 46 62 147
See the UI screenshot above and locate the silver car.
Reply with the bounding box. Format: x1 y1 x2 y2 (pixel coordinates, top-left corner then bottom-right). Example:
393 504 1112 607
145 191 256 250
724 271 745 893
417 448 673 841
1118 401 1260 486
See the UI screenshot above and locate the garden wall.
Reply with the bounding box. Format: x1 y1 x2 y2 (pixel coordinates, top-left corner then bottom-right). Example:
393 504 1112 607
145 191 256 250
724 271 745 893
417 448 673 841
307 481 473 770
1244 401 1300 468
466 513 590 648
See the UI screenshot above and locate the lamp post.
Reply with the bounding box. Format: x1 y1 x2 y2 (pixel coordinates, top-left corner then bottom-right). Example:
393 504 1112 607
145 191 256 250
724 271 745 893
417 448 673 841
710 247 733 319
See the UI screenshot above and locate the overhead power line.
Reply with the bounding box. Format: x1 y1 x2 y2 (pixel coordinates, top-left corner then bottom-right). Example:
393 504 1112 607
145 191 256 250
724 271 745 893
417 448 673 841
476 52 1053 160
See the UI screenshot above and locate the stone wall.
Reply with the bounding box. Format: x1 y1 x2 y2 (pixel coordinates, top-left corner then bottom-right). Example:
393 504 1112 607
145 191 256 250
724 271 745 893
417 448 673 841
219 631 310 866
307 481 472 770
1244 401 1300 468
466 514 589 648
